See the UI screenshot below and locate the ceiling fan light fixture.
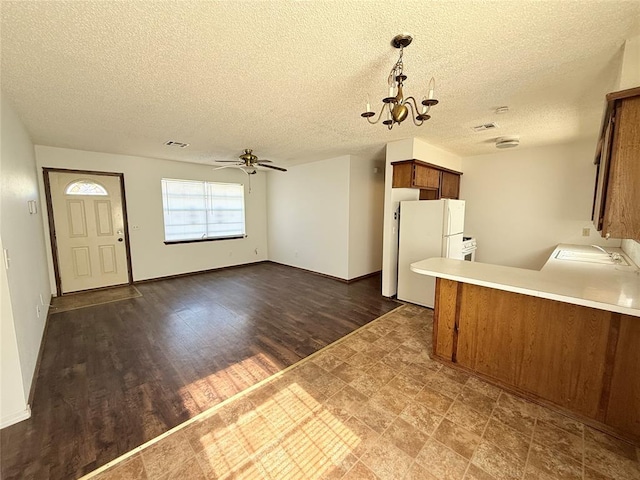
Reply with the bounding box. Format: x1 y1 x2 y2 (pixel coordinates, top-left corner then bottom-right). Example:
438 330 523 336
213 149 287 173
495 136 520 149
361 34 439 130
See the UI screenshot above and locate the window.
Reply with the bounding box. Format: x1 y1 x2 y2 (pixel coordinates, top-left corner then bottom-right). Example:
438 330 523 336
65 180 108 196
161 179 246 243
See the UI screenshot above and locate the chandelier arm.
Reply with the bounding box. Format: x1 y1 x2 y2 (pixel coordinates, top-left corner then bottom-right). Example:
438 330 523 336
366 106 388 125
405 101 424 127
405 97 424 112
406 96 430 122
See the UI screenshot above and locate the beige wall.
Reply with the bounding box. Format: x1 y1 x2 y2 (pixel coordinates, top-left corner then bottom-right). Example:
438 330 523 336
348 156 385 279
267 154 385 281
460 139 621 270
267 156 351 279
0 236 28 428
267 155 350 279
617 35 640 91
35 146 269 288
1 98 52 427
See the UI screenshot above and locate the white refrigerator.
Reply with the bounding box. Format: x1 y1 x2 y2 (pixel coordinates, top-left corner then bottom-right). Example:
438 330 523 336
397 199 465 308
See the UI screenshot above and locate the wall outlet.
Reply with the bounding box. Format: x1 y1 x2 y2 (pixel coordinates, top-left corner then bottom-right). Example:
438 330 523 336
582 227 591 237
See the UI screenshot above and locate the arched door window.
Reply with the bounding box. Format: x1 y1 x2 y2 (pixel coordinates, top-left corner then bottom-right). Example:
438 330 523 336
65 180 108 196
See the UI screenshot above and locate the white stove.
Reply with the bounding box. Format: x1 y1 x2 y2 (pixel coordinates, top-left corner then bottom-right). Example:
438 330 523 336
462 236 477 261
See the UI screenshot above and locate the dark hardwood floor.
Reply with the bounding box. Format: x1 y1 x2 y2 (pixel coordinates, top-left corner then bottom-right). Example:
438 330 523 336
0 262 398 480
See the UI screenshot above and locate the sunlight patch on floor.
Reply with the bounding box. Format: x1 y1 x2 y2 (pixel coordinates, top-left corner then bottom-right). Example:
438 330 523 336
194 382 360 479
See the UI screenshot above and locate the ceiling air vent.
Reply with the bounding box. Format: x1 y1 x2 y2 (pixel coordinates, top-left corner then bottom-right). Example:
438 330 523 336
164 141 190 148
472 122 498 132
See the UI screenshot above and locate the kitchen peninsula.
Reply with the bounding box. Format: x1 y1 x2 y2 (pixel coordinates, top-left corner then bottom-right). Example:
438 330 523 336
411 244 640 444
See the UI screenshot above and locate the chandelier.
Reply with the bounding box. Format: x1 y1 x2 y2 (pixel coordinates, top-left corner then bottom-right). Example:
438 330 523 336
361 34 438 130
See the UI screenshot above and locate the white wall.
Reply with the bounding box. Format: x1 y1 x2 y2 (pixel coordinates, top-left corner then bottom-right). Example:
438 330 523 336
267 156 351 279
35 146 268 287
461 140 621 270
0 236 29 428
348 156 385 279
381 138 462 296
617 35 640 91
0 97 52 427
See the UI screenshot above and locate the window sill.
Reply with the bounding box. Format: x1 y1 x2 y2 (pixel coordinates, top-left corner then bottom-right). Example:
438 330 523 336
164 235 246 245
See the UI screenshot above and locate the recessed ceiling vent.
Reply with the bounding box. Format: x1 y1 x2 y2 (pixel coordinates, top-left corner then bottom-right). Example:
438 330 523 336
472 122 498 132
164 141 190 148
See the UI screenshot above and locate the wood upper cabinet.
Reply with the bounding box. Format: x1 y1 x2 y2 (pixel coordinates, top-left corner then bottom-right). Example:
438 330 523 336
413 163 440 189
440 171 461 199
391 159 462 199
593 86 640 240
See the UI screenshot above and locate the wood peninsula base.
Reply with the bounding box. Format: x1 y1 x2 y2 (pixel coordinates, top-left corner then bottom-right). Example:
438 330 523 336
433 278 640 445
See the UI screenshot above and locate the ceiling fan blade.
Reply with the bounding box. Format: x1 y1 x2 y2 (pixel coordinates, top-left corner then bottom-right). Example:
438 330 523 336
213 165 253 176
214 160 243 163
260 163 287 172
214 164 242 170
256 159 272 163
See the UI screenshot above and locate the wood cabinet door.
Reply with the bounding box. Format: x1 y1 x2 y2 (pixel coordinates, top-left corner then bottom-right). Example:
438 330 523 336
602 96 640 240
455 284 611 418
392 163 414 188
413 164 440 189
440 172 460 199
605 315 640 437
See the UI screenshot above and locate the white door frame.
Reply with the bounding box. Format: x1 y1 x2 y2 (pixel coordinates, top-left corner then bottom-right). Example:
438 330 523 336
43 167 134 296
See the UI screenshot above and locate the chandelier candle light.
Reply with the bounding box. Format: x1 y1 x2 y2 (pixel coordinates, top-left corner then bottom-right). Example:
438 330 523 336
362 34 438 130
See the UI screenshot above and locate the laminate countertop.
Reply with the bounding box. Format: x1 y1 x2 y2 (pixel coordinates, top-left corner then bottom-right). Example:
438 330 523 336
410 244 640 317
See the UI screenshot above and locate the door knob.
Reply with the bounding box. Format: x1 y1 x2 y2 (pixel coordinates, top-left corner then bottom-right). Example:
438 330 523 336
118 238 123 242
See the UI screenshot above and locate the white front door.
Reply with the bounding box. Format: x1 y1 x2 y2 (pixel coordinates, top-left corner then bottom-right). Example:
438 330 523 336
47 171 130 294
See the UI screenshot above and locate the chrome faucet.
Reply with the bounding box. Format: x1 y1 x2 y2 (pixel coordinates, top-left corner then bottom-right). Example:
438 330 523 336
590 244 609 254
590 245 624 263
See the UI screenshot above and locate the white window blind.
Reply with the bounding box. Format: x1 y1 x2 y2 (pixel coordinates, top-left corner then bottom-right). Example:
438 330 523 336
161 179 246 242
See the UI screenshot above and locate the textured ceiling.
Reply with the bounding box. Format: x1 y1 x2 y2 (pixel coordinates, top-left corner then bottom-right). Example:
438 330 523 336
1 1 639 166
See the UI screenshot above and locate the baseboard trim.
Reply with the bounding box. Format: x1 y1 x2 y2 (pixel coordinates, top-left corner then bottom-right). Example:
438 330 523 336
28 306 52 406
347 270 383 284
0 406 31 430
266 261 381 284
133 260 270 284
134 261 381 286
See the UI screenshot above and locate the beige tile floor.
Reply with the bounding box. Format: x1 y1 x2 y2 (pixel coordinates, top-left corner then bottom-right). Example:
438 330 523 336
85 305 640 480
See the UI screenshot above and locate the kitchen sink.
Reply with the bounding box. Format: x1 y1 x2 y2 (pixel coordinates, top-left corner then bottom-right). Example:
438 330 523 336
555 250 630 266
